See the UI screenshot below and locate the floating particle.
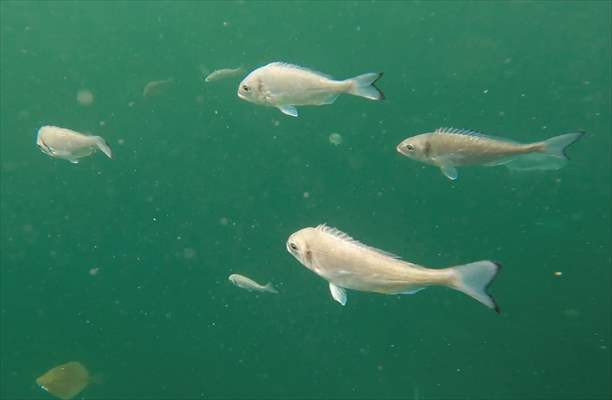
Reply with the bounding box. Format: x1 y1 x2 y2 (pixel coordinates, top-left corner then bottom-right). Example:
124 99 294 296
89 267 100 276
219 217 229 226
117 138 125 145
554 271 563 276
183 248 196 259
76 89 94 106
303 192 310 198
329 132 343 146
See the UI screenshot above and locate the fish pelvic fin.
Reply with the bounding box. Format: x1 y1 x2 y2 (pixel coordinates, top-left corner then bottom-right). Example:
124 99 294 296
345 72 384 101
506 131 584 171
264 282 278 294
449 260 501 313
329 282 347 306
93 136 113 159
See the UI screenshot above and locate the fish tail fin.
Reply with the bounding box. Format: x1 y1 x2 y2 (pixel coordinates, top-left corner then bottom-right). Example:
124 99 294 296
93 136 113 159
449 260 501 313
345 72 384 100
264 283 278 294
542 131 585 160
506 131 584 171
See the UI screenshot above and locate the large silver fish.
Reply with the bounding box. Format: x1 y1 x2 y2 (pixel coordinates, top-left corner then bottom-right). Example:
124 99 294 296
287 224 501 312
237 62 384 117
36 125 112 164
396 127 584 180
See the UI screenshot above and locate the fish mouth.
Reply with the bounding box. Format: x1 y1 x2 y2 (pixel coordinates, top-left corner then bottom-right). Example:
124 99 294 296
237 91 246 100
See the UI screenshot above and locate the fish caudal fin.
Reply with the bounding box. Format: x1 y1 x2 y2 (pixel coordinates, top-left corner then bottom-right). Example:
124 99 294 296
506 131 584 171
345 72 384 101
264 283 278 294
450 260 501 313
93 136 113 159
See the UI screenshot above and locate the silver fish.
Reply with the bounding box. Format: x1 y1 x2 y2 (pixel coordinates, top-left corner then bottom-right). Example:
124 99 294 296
397 127 584 180
237 62 384 117
36 125 112 164
143 78 174 98
228 274 278 294
204 67 244 83
287 224 501 312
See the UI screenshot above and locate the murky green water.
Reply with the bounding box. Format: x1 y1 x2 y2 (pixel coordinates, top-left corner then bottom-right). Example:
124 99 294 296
1 1 610 399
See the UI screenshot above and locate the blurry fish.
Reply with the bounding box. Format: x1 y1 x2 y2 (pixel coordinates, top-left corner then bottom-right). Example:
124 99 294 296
143 78 174 98
36 361 97 400
204 66 244 83
287 224 501 312
228 273 278 294
36 125 112 163
397 127 584 180
237 62 384 117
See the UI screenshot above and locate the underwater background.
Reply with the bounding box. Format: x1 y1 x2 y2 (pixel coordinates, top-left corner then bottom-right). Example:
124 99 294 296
1 1 610 399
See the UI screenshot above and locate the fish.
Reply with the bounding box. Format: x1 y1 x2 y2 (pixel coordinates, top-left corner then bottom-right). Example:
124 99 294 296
286 224 501 312
204 66 244 83
237 62 384 117
228 273 278 294
36 361 95 400
143 78 174 97
396 127 584 180
36 125 112 163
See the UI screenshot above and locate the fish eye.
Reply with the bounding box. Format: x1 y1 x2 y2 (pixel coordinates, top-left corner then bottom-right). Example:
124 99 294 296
405 144 415 151
289 242 298 251
242 85 249 92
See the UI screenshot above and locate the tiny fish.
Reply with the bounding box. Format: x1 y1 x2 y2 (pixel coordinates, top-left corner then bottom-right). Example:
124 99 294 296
287 224 501 312
36 361 96 400
204 66 244 83
397 127 584 180
237 62 384 117
143 78 174 98
36 125 112 163
228 273 278 294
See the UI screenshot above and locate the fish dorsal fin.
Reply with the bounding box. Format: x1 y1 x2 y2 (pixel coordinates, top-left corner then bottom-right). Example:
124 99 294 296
435 127 486 137
267 62 333 79
435 127 518 143
315 224 401 259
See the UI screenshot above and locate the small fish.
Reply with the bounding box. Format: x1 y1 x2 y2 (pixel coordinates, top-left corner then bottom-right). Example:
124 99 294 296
204 66 244 83
237 62 384 117
287 224 501 312
143 78 174 98
228 273 278 294
397 127 584 180
36 125 112 163
36 361 96 400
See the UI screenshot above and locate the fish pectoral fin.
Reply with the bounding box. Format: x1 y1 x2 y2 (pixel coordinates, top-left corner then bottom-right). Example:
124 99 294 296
69 159 80 164
440 164 458 180
278 105 298 117
399 287 426 295
329 282 347 306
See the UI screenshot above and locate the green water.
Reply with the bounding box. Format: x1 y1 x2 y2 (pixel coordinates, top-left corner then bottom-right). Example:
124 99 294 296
1 1 610 399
